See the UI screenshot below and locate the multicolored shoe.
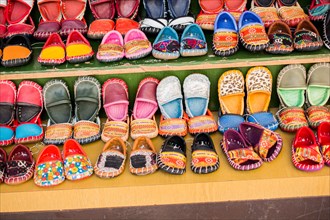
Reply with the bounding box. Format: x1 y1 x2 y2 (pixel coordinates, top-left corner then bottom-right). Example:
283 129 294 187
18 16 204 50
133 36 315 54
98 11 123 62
38 33 66 65
97 30 124 63
276 0 309 27
152 27 180 60
294 20 323 52
180 24 207 57
66 31 94 63
124 29 152 60
266 21 293 54
318 122 330 166
250 0 280 28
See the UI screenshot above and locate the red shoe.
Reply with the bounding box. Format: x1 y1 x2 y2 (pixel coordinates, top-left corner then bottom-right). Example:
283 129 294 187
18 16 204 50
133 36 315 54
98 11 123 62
5 0 33 24
115 18 139 36
116 0 140 19
0 0 6 38
0 148 7 183
318 122 330 166
5 16 34 38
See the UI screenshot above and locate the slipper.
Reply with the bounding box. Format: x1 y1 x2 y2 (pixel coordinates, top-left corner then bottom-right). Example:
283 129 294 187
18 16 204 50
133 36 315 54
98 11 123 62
15 81 44 144
34 145 65 187
5 15 35 38
130 137 158 175
0 80 16 146
306 63 330 106
191 133 219 174
0 0 7 38
213 11 239 57
187 109 218 134
101 117 130 142
0 148 6 183
4 144 34 185
1 34 31 67
96 30 124 62
239 122 282 162
246 112 279 131
34 20 61 41
94 137 126 178
277 0 309 27
152 27 180 60
294 20 323 52
323 11 330 50
140 18 167 35
309 0 330 21
115 17 139 36
140 0 166 34
66 30 94 64
238 11 269 52
218 114 245 134
59 18 88 38
199 0 223 14
221 129 263 170
167 0 194 31
116 0 139 19
5 0 33 24
158 114 188 137
266 21 293 54
224 0 247 21
63 139 93 180
196 11 218 31
168 16 195 32
124 29 152 60
306 106 330 129
157 136 186 175
246 66 272 114
73 76 101 144
61 0 86 21
87 19 115 39
180 24 207 57
318 122 330 166
43 79 73 145
292 126 324 171
277 107 308 132
255 0 275 7
251 0 279 28
38 33 66 65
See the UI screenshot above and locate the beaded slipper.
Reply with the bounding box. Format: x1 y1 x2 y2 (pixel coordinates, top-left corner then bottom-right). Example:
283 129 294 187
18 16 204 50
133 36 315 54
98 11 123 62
0 0 7 38
266 21 293 54
152 27 180 60
250 0 279 28
323 11 330 50
124 29 152 60
130 136 158 175
196 0 223 30
38 33 65 65
294 20 323 52
167 0 194 32
318 122 330 166
180 24 207 57
277 0 309 27
66 31 94 63
306 106 330 129
140 0 166 34
1 34 31 67
224 0 247 21
0 148 6 183
97 30 124 62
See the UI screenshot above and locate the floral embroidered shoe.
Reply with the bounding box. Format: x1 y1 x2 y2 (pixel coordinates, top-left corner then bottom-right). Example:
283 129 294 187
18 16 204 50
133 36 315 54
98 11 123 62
221 129 263 170
292 126 324 171
124 29 152 60
323 11 330 50
63 139 93 180
266 21 293 54
213 12 239 57
276 0 309 27
293 20 323 52
180 24 207 57
97 30 124 63
94 137 127 178
167 0 194 32
130 137 158 175
38 33 66 65
318 122 330 166
43 79 73 145
66 31 94 63
238 11 269 52
101 78 129 142
250 0 280 28
157 135 186 175
0 148 6 183
152 27 180 60
239 122 282 162
4 144 34 185
0 0 7 38
196 0 224 30
34 145 65 187
191 133 219 174
224 0 247 21
73 76 101 144
140 0 167 34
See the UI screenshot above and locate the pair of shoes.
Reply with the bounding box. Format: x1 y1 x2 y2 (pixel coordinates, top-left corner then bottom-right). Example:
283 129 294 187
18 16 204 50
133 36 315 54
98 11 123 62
276 63 330 132
140 0 194 34
152 24 207 60
43 77 101 145
0 80 43 146
38 31 93 65
94 137 157 177
88 0 140 39
157 133 219 175
34 139 93 187
218 67 278 133
96 29 151 62
222 122 282 171
157 74 217 137
0 145 34 185
308 0 330 21
101 77 159 142
323 11 330 50
34 0 88 40
292 122 330 171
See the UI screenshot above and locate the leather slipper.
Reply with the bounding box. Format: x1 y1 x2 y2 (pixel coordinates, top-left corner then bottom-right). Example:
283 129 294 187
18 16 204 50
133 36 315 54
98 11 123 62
0 148 6 183
96 30 124 62
66 30 94 63
224 0 247 21
246 112 279 131
318 122 330 166
34 20 61 41
306 106 330 129
59 18 88 38
309 0 330 21
87 19 115 40
140 0 166 34
124 29 152 60
5 0 33 24
277 0 308 27
266 21 293 54
60 0 87 37
199 0 223 14
116 0 139 19
1 34 31 67
294 20 323 52
167 0 194 31
5 15 35 38
115 17 139 36
38 33 66 65
0 0 6 38
251 0 279 28
255 0 275 7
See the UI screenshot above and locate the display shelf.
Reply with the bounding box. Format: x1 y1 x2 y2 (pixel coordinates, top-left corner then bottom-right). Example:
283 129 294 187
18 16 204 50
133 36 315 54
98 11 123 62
0 110 329 213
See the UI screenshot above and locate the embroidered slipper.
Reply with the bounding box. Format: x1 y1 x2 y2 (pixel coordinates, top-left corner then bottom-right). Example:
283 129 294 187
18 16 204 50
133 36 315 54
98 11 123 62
191 133 219 174
250 0 279 28
130 137 158 175
140 0 167 34
255 0 275 7
318 122 330 166
4 144 34 185
1 34 31 67
124 29 152 60
221 129 263 170
0 80 16 146
157 135 186 175
196 11 218 31
116 0 139 19
101 78 129 142
238 11 269 52
34 145 65 187
152 27 180 60
277 107 308 132
224 0 247 21
73 76 101 144
306 106 330 129
306 63 330 107
0 148 6 183
0 0 7 38
213 11 239 57
38 33 66 65
15 81 44 144
66 30 94 63
292 126 324 171
246 112 279 131
59 18 88 38
5 0 34 24
131 77 159 139
323 11 330 50
196 0 223 30
294 20 323 51
115 17 139 36
94 137 126 178
180 24 207 57
88 19 115 39
266 21 293 54
96 30 124 62
309 0 330 21
43 79 73 145
34 20 61 41
5 15 35 38
239 122 282 162
277 0 309 27
63 139 93 180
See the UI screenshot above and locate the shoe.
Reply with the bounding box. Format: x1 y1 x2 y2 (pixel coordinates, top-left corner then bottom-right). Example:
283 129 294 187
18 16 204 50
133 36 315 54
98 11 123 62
323 11 330 50
224 0 247 21
246 112 279 131
318 122 330 166
152 27 180 60
5 15 35 38
294 20 323 51
115 18 139 36
309 0 330 21
130 136 158 175
66 30 94 63
140 0 167 34
116 0 140 19
38 33 66 65
124 29 152 60
277 0 308 27
0 0 7 38
88 19 115 40
167 0 194 32
266 21 293 54
180 24 207 57
191 133 219 174
250 0 280 28
0 148 6 183
196 0 223 30
306 106 330 129
96 30 124 62
5 0 33 25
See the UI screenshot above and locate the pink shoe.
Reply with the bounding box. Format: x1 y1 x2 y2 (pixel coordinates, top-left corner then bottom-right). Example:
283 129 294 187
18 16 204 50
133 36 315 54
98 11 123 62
124 29 152 60
318 122 330 166
0 0 6 38
96 30 124 62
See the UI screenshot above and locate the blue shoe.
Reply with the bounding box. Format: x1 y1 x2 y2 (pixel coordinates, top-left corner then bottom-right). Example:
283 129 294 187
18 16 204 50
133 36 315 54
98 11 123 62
180 24 207 57
152 27 180 60
218 114 245 134
246 112 279 131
